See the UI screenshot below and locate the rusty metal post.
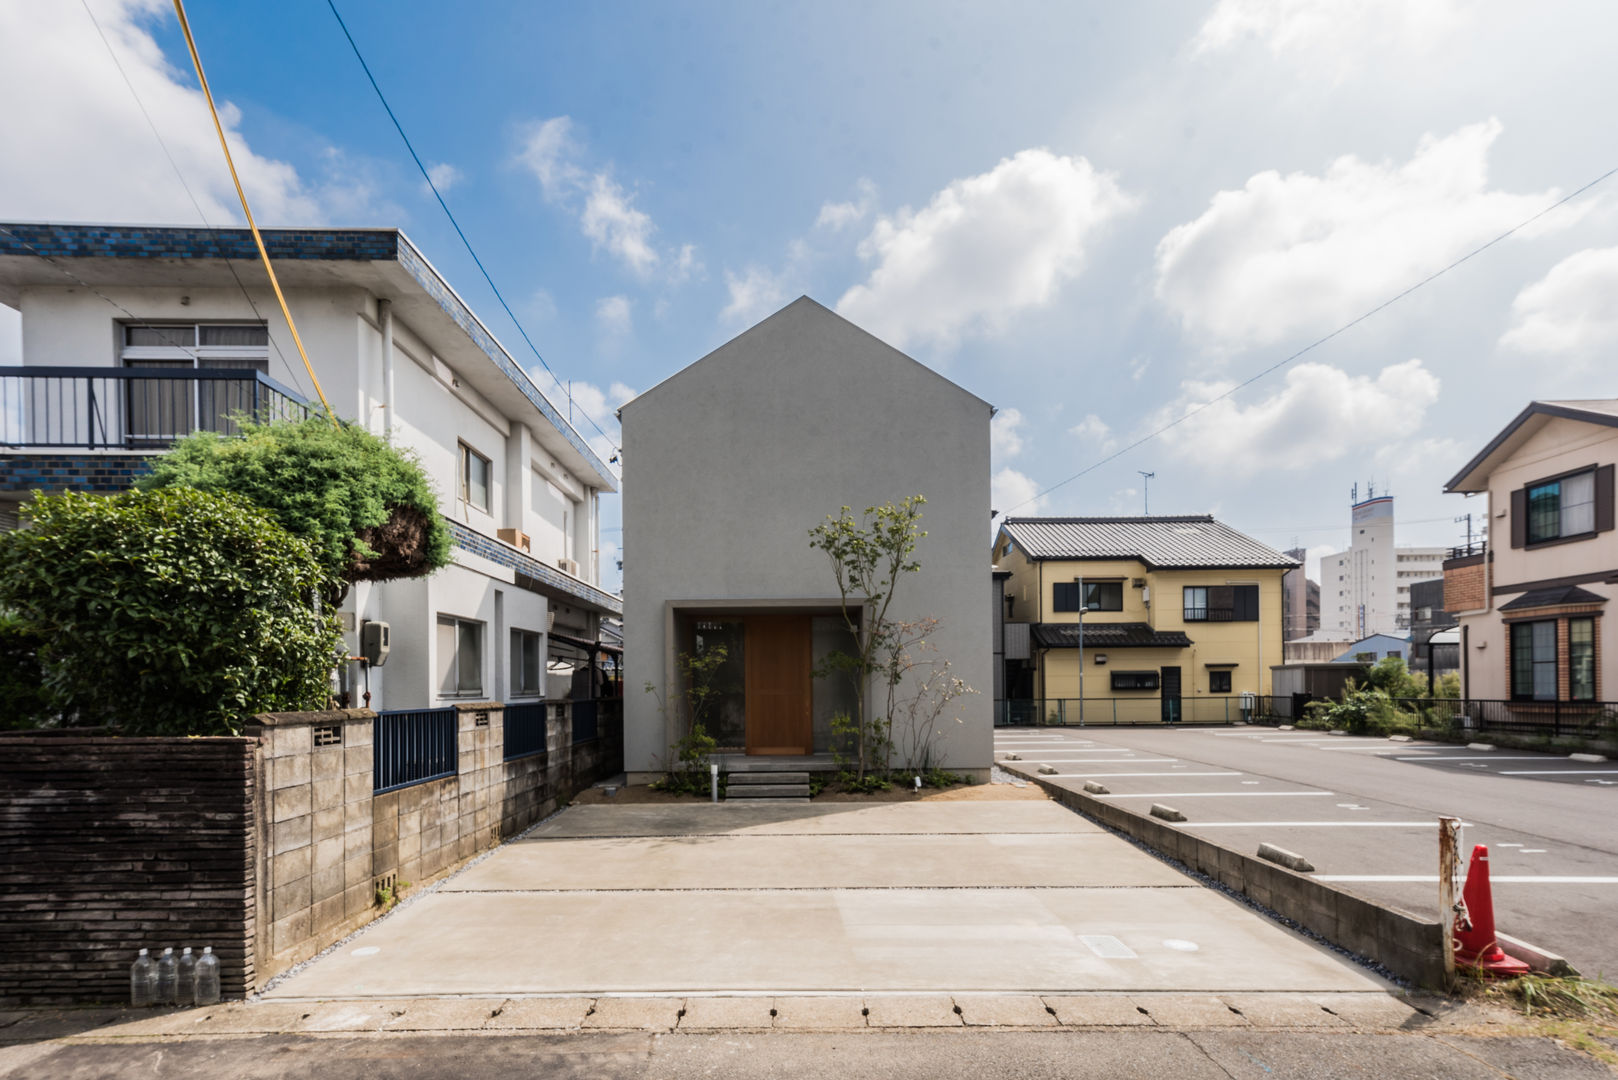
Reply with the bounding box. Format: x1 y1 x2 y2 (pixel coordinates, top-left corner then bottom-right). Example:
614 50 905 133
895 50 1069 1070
1439 816 1461 980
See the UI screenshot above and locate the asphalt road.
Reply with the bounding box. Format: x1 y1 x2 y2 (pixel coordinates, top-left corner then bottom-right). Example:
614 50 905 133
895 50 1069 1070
994 725 1618 978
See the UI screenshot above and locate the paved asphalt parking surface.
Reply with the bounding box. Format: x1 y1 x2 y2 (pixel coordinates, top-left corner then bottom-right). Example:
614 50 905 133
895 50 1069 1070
994 725 1618 978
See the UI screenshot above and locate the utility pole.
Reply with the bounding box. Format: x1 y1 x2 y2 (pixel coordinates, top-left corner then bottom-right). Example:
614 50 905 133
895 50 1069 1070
1138 471 1155 515
1454 513 1475 550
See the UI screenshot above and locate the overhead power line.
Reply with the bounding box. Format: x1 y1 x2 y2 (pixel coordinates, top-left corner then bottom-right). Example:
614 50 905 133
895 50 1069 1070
171 0 338 425
997 160 1618 519
78 0 310 399
323 0 621 460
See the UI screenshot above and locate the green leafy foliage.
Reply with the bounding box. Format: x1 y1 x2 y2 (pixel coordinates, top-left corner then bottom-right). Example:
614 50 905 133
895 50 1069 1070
0 488 341 735
138 417 450 590
645 646 730 795
0 612 52 730
809 495 926 780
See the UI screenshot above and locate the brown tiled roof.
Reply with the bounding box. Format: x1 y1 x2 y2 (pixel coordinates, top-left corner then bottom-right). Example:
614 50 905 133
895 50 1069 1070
1031 623 1194 649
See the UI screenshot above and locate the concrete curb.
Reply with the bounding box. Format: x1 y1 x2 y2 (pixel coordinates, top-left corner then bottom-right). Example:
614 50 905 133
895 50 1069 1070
1003 763 1447 988
1496 932 1580 977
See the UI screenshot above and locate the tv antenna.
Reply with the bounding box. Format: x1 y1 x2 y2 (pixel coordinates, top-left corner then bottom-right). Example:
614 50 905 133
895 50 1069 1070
1138 471 1155 515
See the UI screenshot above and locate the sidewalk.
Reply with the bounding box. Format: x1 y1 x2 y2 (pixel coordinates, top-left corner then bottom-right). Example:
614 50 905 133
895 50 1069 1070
3 993 1609 1079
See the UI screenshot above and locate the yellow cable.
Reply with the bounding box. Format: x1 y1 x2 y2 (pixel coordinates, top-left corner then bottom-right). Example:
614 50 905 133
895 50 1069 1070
171 0 338 426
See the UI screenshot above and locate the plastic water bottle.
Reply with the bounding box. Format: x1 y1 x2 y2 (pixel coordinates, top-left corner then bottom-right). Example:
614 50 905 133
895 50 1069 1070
155 947 177 1005
175 947 197 1007
194 946 221 1005
130 948 156 1007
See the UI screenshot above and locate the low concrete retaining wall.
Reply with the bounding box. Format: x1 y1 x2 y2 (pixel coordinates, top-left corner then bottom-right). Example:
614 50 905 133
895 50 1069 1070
0 733 257 1006
2 703 624 1004
1009 765 1448 987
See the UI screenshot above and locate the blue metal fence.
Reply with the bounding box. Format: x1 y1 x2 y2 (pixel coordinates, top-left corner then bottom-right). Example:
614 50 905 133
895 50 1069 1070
373 707 458 794
503 701 547 760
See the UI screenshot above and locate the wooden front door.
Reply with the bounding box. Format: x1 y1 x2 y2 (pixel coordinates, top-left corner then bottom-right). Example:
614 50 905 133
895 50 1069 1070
744 614 812 755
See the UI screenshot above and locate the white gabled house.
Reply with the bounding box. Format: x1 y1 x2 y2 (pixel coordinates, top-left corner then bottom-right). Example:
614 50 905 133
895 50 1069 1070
618 297 994 782
0 222 621 715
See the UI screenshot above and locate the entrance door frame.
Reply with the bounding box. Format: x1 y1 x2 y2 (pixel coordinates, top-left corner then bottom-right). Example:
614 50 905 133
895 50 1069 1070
663 597 864 759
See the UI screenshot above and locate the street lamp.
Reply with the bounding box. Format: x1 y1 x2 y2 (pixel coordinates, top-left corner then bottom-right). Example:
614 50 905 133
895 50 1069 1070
1077 579 1100 726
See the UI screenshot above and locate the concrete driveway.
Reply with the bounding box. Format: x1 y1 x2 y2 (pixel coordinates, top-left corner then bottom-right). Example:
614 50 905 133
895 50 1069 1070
263 797 1387 1000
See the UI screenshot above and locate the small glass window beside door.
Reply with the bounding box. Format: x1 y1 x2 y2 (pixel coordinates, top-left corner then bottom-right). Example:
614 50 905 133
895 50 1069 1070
1209 670 1232 693
437 615 483 696
460 443 491 512
510 629 543 696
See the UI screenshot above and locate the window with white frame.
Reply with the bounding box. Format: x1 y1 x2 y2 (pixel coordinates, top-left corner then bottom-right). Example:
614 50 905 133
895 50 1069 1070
120 322 270 440
510 628 543 697
459 442 491 513
437 615 484 696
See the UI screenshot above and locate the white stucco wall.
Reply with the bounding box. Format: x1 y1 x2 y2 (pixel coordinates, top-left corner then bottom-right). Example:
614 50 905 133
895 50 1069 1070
620 297 993 777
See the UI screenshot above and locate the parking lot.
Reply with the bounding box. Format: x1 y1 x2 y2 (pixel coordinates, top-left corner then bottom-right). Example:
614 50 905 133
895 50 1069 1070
995 725 1618 977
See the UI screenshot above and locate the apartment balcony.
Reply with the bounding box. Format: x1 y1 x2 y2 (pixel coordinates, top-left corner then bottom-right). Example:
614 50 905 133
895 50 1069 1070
1442 542 1489 613
1 366 311 452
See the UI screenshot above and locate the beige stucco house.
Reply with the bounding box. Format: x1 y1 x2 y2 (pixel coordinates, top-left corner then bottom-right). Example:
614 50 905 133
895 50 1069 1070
993 517 1296 724
618 298 994 781
1443 400 1616 704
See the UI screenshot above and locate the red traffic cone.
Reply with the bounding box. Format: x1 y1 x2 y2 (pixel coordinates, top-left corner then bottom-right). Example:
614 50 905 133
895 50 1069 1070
1453 844 1530 977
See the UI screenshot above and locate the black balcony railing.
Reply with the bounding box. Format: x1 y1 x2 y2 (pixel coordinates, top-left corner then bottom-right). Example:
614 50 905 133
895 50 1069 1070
0 366 312 450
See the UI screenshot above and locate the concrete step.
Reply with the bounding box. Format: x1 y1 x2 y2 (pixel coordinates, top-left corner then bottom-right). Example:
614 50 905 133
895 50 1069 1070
724 784 810 799
727 771 811 785
724 796 812 805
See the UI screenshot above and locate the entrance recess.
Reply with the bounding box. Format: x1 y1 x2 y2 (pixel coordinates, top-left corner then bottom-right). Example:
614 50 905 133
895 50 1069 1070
1160 666 1182 724
744 614 812 755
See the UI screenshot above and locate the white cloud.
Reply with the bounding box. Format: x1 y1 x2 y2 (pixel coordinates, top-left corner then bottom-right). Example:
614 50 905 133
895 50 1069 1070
1192 0 1463 64
991 407 1026 459
720 264 792 328
1152 359 1441 477
595 294 633 335
0 0 337 226
816 178 877 231
993 467 1047 517
1154 120 1571 351
836 149 1137 350
1499 246 1618 365
424 162 463 193
1069 413 1117 453
527 288 558 323
515 115 692 280
527 367 636 466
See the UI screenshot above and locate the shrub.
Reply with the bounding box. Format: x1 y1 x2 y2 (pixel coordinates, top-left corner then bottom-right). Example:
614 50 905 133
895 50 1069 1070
0 612 52 730
138 417 450 595
0 488 341 735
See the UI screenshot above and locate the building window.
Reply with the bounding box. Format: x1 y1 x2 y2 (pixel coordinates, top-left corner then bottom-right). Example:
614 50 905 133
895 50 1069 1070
1054 581 1122 612
437 615 483 696
1527 470 1595 543
1111 671 1159 691
1209 670 1232 693
510 628 543 697
1183 585 1258 622
1510 620 1557 701
1570 617 1596 702
459 442 491 512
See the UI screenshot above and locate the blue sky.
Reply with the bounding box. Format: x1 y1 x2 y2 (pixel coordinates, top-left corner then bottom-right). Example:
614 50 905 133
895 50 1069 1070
5 0 1618 590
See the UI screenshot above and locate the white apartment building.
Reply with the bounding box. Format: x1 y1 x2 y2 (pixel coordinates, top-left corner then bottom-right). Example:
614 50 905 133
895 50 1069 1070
0 223 621 713
1320 495 1445 638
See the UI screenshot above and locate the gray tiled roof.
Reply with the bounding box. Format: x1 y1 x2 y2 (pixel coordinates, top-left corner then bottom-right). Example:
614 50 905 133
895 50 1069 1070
1000 516 1298 570
1498 585 1607 612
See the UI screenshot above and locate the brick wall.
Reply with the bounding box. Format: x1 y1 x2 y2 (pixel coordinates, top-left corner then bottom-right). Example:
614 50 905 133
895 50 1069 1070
0 734 256 1006
1443 554 1488 613
2 702 624 1003
0 454 154 494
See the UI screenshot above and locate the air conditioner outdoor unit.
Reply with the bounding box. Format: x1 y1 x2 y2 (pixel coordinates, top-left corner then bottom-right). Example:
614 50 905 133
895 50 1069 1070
557 557 580 577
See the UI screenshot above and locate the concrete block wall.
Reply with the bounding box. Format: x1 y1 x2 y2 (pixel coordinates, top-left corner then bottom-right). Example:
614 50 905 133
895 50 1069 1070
0 733 257 1006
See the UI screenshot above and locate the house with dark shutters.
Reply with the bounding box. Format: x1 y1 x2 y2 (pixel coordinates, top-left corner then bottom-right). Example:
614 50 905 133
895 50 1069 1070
1442 400 1617 704
992 516 1296 724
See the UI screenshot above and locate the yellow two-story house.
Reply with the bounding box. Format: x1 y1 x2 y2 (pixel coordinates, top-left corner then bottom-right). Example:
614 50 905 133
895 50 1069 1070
993 516 1297 724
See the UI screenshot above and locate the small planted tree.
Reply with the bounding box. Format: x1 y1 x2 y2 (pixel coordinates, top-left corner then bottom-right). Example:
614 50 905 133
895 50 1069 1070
0 488 341 735
138 417 451 600
808 495 926 782
645 645 731 794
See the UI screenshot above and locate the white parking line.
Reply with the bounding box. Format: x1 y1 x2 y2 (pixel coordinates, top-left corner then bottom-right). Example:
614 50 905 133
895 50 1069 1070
1031 758 1179 764
1394 756 1551 762
1499 769 1618 776
1104 791 1334 799
1047 771 1241 778
1315 875 1618 884
1182 821 1471 828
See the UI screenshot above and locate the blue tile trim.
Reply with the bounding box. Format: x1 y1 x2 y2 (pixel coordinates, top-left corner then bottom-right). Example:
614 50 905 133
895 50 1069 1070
0 223 398 262
446 517 622 617
0 454 153 494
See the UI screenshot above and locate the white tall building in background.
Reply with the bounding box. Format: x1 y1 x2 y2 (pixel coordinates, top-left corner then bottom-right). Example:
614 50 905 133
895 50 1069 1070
1320 494 1445 638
